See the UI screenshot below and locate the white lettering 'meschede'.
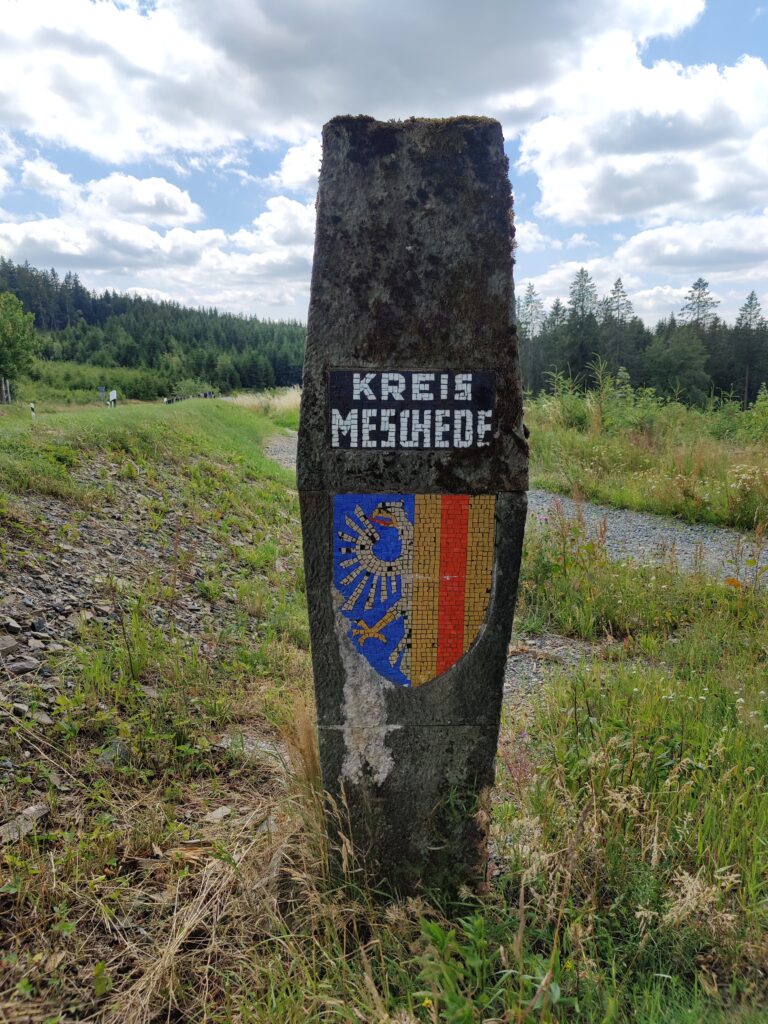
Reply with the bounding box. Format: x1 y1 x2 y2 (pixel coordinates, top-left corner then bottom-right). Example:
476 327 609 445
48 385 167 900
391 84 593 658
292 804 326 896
330 407 493 448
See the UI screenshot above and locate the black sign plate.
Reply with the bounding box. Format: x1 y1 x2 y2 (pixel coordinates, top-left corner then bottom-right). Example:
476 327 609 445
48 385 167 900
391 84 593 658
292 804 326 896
328 370 496 450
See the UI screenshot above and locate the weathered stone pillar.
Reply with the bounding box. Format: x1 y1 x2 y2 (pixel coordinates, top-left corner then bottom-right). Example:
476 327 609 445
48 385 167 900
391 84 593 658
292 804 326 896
298 116 527 894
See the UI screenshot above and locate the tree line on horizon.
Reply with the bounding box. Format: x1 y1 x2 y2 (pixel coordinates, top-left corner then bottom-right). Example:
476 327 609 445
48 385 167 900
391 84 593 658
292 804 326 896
0 258 304 399
517 270 768 407
2 257 767 407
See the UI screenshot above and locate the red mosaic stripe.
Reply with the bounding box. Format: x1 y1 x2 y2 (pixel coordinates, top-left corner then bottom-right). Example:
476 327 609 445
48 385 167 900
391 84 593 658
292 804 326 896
436 494 470 675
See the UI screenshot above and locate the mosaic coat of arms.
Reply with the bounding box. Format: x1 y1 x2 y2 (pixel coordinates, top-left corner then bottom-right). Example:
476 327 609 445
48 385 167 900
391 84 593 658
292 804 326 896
333 493 496 686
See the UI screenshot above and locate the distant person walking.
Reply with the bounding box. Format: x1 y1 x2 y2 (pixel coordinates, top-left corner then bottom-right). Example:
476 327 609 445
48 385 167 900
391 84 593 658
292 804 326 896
109 389 117 408
29 402 36 420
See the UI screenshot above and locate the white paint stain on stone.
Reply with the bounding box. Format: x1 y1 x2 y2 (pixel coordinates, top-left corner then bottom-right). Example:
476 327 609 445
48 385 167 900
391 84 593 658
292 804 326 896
335 612 400 786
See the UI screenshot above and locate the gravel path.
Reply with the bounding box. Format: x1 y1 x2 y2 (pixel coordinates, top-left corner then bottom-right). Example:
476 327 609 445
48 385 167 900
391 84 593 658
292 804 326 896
264 430 300 471
528 489 767 583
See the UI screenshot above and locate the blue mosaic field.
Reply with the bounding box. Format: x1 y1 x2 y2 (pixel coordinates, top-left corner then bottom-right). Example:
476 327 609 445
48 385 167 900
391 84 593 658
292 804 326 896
333 493 414 686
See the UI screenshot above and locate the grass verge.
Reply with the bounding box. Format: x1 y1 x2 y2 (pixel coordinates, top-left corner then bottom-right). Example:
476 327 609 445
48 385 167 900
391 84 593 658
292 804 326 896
527 371 768 530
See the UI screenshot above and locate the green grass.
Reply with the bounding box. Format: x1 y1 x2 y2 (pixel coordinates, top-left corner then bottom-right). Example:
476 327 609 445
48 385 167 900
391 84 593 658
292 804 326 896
17 359 170 403
497 508 768 1020
527 372 768 530
0 398 766 1023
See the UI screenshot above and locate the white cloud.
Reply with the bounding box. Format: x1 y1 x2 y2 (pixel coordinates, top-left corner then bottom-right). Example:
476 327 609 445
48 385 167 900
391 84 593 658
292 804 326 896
631 284 690 323
566 233 594 248
21 158 80 206
0 0 705 165
265 139 321 192
520 209 768 325
615 211 768 275
518 41 768 225
0 207 312 316
0 155 314 317
0 1 249 163
515 220 561 253
0 131 22 196
19 159 202 226
516 221 595 254
519 257 627 308
2 0 768 326
519 263 696 325
86 174 203 225
231 196 315 251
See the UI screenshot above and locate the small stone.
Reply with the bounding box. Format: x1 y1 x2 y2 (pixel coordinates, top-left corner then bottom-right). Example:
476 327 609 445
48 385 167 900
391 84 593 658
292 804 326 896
0 803 48 844
32 617 46 632
46 643 65 653
12 702 29 716
98 738 131 766
27 638 46 651
32 711 54 727
23 598 35 609
7 658 40 675
4 618 22 634
0 636 18 654
215 732 282 764
203 805 232 823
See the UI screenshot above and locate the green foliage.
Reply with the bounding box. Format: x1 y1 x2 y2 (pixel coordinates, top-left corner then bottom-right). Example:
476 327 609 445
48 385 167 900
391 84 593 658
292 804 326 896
172 376 214 398
417 914 566 1021
0 256 304 395
0 290 36 386
502 512 768 1018
527 368 768 529
641 325 711 404
2 400 766 1023
20 359 165 402
518 271 768 405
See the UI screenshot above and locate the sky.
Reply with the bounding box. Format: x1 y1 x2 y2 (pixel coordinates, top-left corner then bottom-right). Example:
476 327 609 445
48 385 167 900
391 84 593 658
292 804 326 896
0 0 766 326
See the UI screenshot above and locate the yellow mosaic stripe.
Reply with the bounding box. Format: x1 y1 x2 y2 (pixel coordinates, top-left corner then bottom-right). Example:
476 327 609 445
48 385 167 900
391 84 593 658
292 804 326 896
410 494 442 687
463 495 496 653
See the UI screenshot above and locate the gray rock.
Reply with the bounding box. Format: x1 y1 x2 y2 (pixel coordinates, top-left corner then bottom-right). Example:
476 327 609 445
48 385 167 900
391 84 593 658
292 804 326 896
4 618 22 634
203 805 232 823
7 658 40 675
0 636 18 654
215 731 283 763
98 738 131 766
0 803 49 844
